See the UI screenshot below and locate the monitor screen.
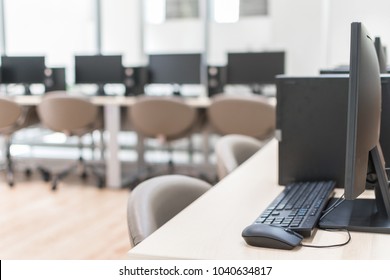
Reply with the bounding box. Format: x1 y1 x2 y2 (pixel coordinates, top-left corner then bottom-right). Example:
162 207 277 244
1 56 45 84
75 55 123 84
375 37 387 74
227 52 285 85
319 22 390 233
148 53 201 84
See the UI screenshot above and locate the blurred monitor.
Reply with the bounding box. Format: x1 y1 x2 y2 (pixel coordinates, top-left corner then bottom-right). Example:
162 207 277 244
227 52 285 85
148 53 201 85
1 56 45 84
75 55 123 95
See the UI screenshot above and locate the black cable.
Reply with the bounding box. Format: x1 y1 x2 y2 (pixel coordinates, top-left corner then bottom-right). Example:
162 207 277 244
319 194 345 221
299 194 351 248
300 228 351 248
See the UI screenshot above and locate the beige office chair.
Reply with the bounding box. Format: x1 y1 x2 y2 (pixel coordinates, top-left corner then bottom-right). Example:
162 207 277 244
215 134 264 180
128 96 202 186
37 91 104 190
207 94 276 140
127 174 212 246
0 97 24 187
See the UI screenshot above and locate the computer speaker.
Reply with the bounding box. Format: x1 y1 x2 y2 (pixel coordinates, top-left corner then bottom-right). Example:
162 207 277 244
207 66 226 97
123 66 147 96
44 67 66 92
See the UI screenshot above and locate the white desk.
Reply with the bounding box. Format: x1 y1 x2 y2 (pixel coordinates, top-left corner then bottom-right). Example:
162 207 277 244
127 139 390 259
12 95 211 188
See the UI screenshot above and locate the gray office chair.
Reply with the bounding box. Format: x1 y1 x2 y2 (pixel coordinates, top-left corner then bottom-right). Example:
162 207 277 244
215 134 264 180
37 91 104 190
127 96 203 187
127 174 212 246
207 94 276 140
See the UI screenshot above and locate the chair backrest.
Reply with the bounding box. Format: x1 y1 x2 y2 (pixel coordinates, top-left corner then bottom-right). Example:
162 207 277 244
215 134 264 180
207 94 276 140
127 175 212 246
0 97 22 131
37 92 98 133
129 97 197 141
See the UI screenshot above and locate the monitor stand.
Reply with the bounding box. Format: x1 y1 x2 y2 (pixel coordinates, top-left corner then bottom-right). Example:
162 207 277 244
251 84 265 95
172 84 181 97
319 145 390 233
24 84 31 95
96 84 106 96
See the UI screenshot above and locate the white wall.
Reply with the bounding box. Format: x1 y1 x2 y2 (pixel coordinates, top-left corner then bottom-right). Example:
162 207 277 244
208 17 272 65
141 0 325 74
102 0 144 66
6 0 390 77
144 19 204 54
270 0 327 75
140 0 390 75
327 0 390 67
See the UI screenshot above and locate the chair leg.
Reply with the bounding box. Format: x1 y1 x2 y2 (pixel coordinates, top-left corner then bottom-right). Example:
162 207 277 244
5 137 14 187
50 162 78 191
78 137 105 188
6 152 14 187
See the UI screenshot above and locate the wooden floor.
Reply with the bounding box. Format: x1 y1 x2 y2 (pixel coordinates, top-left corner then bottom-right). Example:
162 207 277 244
0 173 132 259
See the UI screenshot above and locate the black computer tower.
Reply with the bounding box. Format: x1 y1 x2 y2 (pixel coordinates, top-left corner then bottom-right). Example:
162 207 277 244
277 74 390 187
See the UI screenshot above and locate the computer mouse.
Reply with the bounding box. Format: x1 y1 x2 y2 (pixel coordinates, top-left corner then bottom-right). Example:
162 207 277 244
242 223 303 250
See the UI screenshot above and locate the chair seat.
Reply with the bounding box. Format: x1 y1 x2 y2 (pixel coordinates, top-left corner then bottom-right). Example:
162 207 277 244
215 134 266 180
127 175 212 246
207 94 276 140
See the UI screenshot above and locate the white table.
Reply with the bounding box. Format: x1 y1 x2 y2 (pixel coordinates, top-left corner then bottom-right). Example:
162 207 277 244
127 139 390 259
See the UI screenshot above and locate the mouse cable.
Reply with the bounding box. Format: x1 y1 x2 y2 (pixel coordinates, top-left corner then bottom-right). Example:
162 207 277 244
300 228 351 248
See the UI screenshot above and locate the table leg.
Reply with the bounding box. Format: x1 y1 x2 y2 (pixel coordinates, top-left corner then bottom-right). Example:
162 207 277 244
104 104 121 188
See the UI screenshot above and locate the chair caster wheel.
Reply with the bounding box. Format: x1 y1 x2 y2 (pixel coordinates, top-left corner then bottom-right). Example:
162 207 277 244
43 173 51 182
25 168 32 178
81 171 88 180
97 179 105 188
51 179 58 191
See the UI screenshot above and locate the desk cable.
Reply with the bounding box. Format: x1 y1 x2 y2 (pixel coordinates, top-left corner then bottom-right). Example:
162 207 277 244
301 194 351 248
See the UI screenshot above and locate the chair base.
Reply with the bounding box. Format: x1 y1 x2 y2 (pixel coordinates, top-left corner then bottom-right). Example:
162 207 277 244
0 152 16 187
38 157 105 191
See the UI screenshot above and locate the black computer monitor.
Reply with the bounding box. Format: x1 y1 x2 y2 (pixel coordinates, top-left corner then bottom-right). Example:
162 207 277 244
375 37 387 73
319 65 350 74
227 52 285 89
1 56 45 94
75 55 123 95
319 22 390 233
320 38 388 75
148 53 201 94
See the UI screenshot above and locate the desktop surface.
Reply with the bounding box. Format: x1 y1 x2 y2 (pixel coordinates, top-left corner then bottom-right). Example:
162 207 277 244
127 140 390 260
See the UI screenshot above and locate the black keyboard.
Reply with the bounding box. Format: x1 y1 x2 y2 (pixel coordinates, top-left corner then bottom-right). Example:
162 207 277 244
252 181 335 237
